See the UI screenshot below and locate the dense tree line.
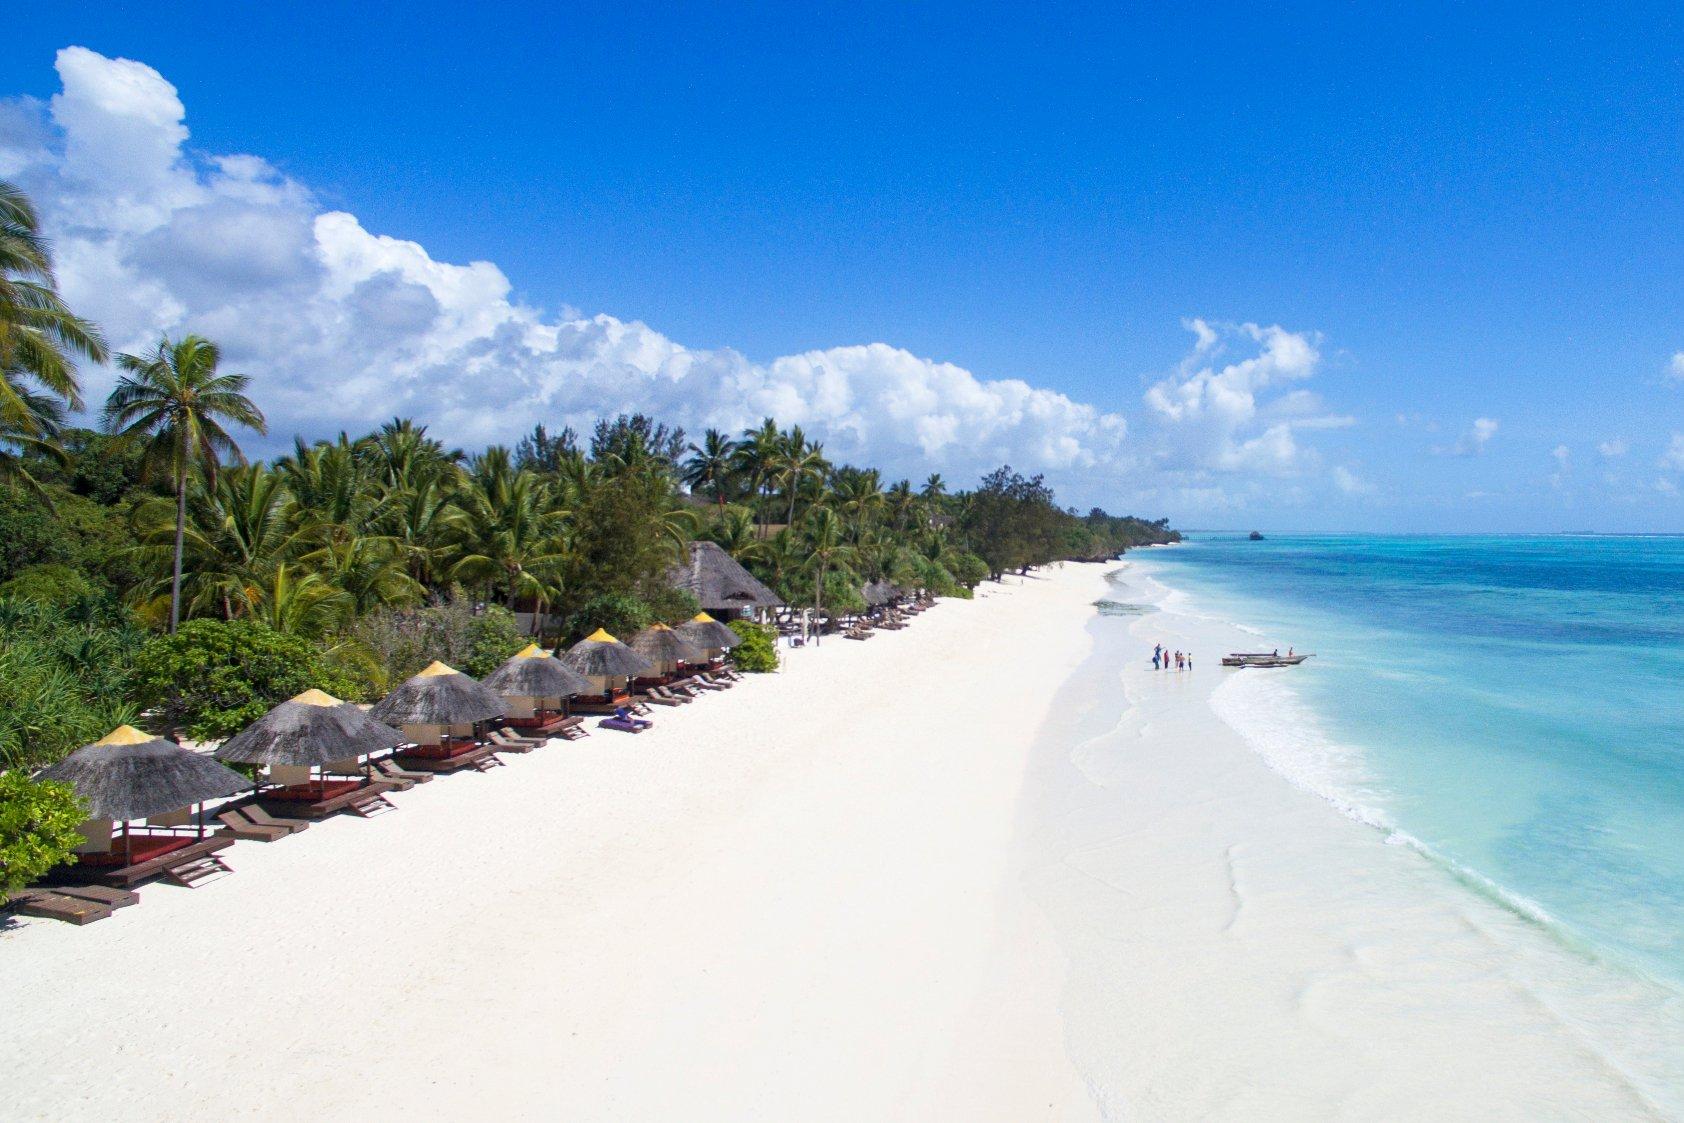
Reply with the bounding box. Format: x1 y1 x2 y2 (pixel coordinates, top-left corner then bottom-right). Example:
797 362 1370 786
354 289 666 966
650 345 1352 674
0 176 1175 773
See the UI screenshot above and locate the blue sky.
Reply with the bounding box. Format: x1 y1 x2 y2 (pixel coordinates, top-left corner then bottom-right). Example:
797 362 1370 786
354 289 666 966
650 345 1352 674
6 2 1684 531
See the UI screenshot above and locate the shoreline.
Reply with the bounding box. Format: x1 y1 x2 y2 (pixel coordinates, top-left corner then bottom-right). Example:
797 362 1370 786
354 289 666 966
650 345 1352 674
1031 559 1680 1118
6 559 1680 1119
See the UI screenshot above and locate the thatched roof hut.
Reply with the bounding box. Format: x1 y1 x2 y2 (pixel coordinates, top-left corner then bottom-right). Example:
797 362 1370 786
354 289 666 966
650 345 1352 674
629 623 706 669
668 540 781 616
559 629 654 678
482 643 594 700
369 661 507 726
862 580 895 608
675 612 740 650
215 689 407 768
40 725 248 821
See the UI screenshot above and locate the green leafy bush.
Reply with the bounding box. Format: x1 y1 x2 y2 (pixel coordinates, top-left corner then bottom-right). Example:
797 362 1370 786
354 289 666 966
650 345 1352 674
351 596 525 690
0 564 98 607
132 619 360 740
558 592 655 643
0 599 142 770
0 773 87 898
948 551 990 591
726 618 778 673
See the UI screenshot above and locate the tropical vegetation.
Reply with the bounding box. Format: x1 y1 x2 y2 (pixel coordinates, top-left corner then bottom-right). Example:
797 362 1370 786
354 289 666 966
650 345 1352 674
0 175 1178 776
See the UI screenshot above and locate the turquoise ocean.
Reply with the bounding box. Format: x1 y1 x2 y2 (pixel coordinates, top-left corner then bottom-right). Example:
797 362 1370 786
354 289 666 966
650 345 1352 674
1142 534 1684 989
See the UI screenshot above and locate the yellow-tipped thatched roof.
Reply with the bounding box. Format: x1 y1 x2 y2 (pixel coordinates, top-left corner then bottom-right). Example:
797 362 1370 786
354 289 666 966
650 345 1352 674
584 627 619 643
290 688 344 707
514 642 547 659
95 724 154 746
417 660 460 678
690 612 718 624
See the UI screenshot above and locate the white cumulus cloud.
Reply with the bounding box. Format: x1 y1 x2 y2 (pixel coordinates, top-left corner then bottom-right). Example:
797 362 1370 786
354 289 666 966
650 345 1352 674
1141 318 1335 476
2 47 1140 482
1437 417 1499 457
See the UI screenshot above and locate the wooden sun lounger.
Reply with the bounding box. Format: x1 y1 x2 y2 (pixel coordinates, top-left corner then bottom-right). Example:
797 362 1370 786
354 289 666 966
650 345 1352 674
54 884 139 909
638 691 684 707
554 715 588 740
242 805 312 834
375 758 433 785
487 729 541 752
691 674 730 690
216 807 292 842
7 889 114 926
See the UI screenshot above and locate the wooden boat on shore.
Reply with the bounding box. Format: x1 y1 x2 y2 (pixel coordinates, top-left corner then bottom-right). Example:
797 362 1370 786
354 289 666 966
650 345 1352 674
1221 652 1313 668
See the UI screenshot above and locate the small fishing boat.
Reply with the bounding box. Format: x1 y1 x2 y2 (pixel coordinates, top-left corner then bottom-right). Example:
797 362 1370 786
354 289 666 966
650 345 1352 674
1221 652 1312 668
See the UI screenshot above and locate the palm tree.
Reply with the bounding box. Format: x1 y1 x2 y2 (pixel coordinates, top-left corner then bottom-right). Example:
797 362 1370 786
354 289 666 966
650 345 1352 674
248 563 353 638
801 506 857 642
277 433 377 545
131 463 299 621
734 418 782 536
103 335 267 633
775 427 829 529
682 428 739 510
447 451 569 613
1 179 106 491
920 473 946 501
0 382 68 497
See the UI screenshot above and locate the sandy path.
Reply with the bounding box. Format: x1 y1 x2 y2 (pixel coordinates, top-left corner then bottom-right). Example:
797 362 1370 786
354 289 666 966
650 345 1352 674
2 567 1108 1122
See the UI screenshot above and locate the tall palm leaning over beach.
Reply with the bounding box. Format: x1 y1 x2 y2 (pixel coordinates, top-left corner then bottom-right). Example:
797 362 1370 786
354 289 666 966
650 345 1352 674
103 335 267 633
0 179 107 490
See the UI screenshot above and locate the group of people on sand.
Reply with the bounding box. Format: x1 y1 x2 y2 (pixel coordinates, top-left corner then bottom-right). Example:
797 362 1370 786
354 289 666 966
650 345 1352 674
1151 643 1192 672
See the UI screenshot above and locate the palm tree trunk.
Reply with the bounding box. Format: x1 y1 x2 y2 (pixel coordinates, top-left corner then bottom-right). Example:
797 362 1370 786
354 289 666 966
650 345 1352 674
814 558 827 646
787 483 798 530
170 463 187 634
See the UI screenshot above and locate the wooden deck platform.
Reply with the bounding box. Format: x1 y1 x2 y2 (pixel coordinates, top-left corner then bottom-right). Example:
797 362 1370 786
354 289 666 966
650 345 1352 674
81 837 235 889
394 742 501 773
258 779 399 818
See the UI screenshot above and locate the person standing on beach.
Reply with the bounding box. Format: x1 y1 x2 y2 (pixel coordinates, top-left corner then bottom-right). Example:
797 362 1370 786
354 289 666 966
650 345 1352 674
1152 651 1160 670
1187 652 1193 671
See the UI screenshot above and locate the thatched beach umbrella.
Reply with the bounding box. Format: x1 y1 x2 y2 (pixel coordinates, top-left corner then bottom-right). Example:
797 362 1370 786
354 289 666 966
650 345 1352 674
675 612 740 652
40 725 248 862
629 623 706 674
216 689 406 787
370 661 508 727
560 628 654 678
482 643 594 714
560 628 653 697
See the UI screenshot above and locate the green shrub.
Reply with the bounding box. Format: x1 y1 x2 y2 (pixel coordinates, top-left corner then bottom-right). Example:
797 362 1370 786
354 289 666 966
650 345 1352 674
726 618 778 673
460 606 526 678
132 619 360 740
0 773 86 898
0 599 142 770
0 564 98 607
558 592 654 643
949 551 990 591
351 596 525 690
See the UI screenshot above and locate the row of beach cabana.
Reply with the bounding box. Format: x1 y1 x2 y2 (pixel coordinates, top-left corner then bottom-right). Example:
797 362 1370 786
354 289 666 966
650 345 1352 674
8 594 934 927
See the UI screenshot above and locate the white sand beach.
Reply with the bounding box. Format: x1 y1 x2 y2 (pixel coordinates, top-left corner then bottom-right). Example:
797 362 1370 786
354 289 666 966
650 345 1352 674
4 562 1674 1120
2 569 1099 1122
